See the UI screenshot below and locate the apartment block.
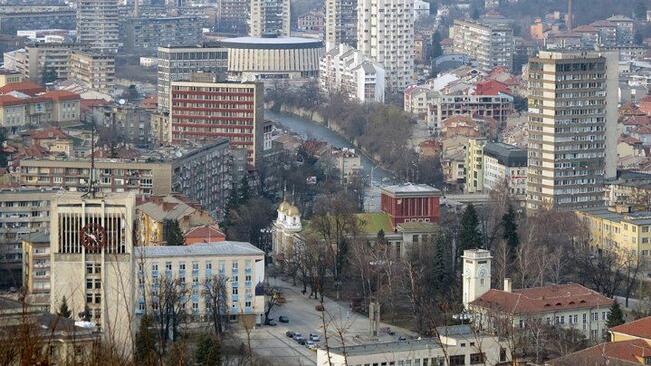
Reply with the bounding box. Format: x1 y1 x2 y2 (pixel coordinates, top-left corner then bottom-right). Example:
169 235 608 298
0 6 75 35
527 51 618 210
121 16 202 54
249 0 291 37
324 0 357 51
357 0 414 91
452 19 514 72
483 142 527 198
169 80 264 168
4 43 77 82
68 50 116 92
0 188 53 290
320 44 385 103
134 242 266 324
464 138 487 194
297 10 324 33
0 69 22 87
21 232 50 307
0 83 81 128
76 0 119 52
156 45 228 113
427 93 514 130
215 0 249 34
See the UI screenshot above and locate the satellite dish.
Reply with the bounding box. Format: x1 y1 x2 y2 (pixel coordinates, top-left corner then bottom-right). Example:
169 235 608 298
118 99 126 105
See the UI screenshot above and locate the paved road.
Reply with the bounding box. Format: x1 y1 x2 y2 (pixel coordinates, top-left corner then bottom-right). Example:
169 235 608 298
236 277 416 365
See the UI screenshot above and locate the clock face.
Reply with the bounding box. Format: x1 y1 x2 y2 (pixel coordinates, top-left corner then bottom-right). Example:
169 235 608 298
80 223 107 252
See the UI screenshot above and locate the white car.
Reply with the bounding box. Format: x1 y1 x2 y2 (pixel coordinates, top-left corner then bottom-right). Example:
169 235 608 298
309 333 321 342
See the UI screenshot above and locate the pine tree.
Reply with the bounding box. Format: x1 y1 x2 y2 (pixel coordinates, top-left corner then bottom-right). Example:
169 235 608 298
501 204 519 250
163 219 185 246
606 302 625 329
135 314 157 365
78 305 92 321
432 233 452 294
458 203 482 255
238 174 250 203
195 333 221 366
431 31 443 59
58 296 71 318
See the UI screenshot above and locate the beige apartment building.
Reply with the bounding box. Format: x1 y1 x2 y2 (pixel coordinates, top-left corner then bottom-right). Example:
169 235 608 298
19 158 173 196
22 232 51 307
526 51 618 210
464 138 487 193
249 0 290 37
68 50 115 92
76 0 119 52
4 43 77 82
452 19 514 72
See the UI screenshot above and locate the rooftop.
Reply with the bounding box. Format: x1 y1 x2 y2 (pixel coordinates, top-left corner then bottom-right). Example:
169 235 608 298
550 339 650 366
471 283 613 315
610 316 651 340
135 241 264 258
483 142 527 167
578 207 651 226
381 183 441 197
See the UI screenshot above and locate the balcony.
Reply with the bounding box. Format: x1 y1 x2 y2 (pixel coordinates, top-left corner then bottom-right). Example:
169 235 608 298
232 281 239 288
232 294 239 302
232 268 238 275
245 267 252 274
244 307 253 314
245 280 252 287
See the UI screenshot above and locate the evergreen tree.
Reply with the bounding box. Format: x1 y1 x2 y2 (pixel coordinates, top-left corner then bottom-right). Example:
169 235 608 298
431 31 443 60
634 0 647 20
458 203 482 255
432 233 452 294
238 174 250 203
78 305 92 321
501 204 519 250
221 181 240 229
135 315 157 365
42 67 57 84
58 296 71 318
163 219 185 246
606 302 625 329
195 333 221 366
0 128 7 168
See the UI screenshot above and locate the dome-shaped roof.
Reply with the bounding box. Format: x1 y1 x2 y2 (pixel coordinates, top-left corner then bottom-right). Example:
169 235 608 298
278 201 290 213
286 204 300 217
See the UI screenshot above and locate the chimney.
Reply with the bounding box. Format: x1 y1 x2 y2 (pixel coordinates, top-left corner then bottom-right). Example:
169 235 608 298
504 278 512 293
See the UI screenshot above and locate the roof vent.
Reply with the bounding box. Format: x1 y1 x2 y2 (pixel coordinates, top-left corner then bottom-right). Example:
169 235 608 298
555 302 562 306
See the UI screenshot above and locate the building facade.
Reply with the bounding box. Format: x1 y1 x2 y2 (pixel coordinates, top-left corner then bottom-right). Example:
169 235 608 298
320 43 385 103
156 45 228 113
357 0 414 91
452 19 514 72
121 16 202 54
324 0 357 51
0 6 75 35
427 93 513 131
464 138 487 193
249 0 290 37
0 189 53 290
297 10 324 33
527 51 618 210
215 0 249 34
483 142 527 198
22 232 50 307
68 50 116 92
169 80 264 168
4 43 77 82
0 88 81 128
76 0 119 53
380 184 441 227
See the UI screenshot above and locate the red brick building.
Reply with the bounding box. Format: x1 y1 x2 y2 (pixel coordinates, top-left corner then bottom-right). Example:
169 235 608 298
380 184 441 226
169 80 264 168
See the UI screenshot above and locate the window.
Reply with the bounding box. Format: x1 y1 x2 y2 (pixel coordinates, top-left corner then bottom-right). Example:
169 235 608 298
245 275 252 282
500 348 507 362
86 294 93 303
179 263 186 271
86 279 93 289
165 262 172 271
192 302 199 311
152 263 158 272
232 262 239 270
583 313 587 323
233 288 238 295
95 294 101 304
95 280 101 289
449 355 465 366
86 264 93 274
206 261 212 270
245 301 251 307
470 353 484 364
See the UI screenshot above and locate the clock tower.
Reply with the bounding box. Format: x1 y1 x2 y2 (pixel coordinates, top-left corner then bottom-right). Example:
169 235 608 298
462 248 492 310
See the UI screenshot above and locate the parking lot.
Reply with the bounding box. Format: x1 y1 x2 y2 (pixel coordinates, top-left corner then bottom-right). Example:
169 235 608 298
236 277 415 365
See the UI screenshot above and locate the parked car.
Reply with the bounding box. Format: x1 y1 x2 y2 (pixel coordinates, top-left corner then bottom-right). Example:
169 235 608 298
285 331 295 338
293 333 303 340
279 316 289 323
305 340 315 348
296 337 306 345
266 319 277 326
307 343 318 351
397 336 407 341
309 333 321 342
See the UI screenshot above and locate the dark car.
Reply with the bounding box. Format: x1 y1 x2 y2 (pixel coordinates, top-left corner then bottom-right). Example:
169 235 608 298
279 316 289 323
266 319 277 326
285 331 295 338
296 338 306 345
398 336 407 341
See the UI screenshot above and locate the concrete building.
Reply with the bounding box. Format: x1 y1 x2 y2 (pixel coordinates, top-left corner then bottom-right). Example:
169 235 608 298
76 0 119 53
324 0 357 51
0 189 53 290
121 16 202 54
134 241 266 324
4 43 77 82
463 249 614 341
330 147 362 182
317 325 510 366
0 83 81 128
357 0 414 91
527 51 618 210
483 142 527 198
89 103 152 147
68 50 115 92
222 36 324 83
297 10 324 33
0 69 22 87
0 6 75 35
320 44 385 103
451 19 514 72
380 183 441 227
21 232 51 307
250 0 290 37
169 80 264 168
428 93 513 130
156 44 228 113
49 192 136 353
215 0 249 34
464 138 487 194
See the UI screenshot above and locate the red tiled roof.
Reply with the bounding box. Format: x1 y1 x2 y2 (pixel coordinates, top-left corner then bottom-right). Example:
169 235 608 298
31 128 68 140
0 94 25 106
624 115 651 126
619 136 642 145
550 339 651 365
610 316 651 340
473 80 511 96
185 224 226 244
471 283 613 315
40 90 80 101
0 80 45 96
635 125 651 134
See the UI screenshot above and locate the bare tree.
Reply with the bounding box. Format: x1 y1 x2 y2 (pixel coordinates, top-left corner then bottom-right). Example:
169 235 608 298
203 273 230 337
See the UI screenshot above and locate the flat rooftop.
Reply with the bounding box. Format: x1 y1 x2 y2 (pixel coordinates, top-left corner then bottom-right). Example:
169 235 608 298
135 241 264 258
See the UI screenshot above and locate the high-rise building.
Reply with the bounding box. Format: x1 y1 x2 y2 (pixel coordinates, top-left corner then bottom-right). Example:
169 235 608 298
320 44 385 103
249 0 290 37
325 0 357 51
526 51 618 211
121 16 203 53
215 0 250 35
68 50 116 92
357 0 414 91
156 45 228 113
451 19 514 72
169 80 264 169
76 0 119 53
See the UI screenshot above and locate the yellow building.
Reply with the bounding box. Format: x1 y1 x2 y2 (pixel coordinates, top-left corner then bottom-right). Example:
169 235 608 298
576 206 651 264
464 138 487 193
0 69 23 87
22 232 51 308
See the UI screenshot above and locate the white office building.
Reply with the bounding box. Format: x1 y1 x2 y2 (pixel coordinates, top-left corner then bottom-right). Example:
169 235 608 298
357 0 414 91
320 44 385 103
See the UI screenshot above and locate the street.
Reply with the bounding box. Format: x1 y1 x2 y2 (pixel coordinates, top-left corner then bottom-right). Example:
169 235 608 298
235 277 416 365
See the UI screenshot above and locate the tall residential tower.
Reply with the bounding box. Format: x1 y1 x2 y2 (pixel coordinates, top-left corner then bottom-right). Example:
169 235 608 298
526 51 618 210
76 0 119 52
325 0 357 51
250 0 291 37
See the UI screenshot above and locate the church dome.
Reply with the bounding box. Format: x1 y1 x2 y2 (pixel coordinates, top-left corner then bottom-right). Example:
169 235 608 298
278 201 291 213
286 205 300 217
